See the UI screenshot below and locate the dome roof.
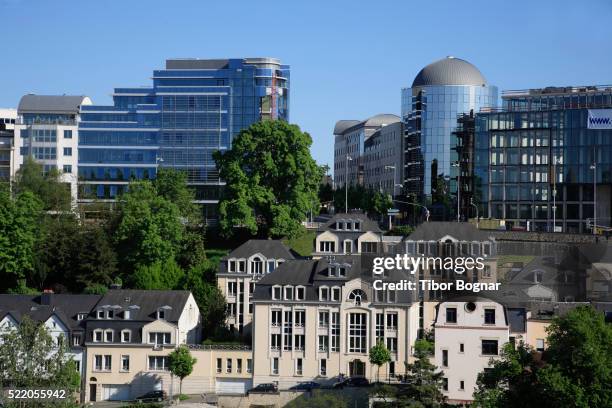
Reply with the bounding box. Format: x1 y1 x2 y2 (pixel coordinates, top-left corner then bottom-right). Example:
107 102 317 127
363 113 400 127
412 56 487 88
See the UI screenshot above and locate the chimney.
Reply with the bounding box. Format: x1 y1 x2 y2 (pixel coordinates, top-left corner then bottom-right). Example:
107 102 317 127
41 289 54 305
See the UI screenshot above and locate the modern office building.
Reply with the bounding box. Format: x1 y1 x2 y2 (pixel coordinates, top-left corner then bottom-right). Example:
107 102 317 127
78 58 290 223
363 118 404 196
333 114 401 192
402 57 498 214
0 108 17 181
13 95 91 201
473 85 612 233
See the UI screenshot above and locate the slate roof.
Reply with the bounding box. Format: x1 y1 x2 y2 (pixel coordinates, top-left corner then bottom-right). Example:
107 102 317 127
318 212 382 234
406 222 494 242
221 239 296 261
18 94 91 114
89 289 190 323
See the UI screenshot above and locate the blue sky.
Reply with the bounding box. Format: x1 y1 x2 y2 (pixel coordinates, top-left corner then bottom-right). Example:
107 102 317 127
1 0 611 168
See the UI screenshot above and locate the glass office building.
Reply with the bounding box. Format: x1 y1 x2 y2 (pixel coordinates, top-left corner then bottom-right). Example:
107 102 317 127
474 86 612 233
402 57 497 211
78 58 289 222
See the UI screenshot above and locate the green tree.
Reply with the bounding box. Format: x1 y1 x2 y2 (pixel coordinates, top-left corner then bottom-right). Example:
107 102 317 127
176 231 207 270
370 341 392 383
181 262 226 336
132 258 184 290
14 157 72 211
70 226 118 291
214 120 322 238
473 306 612 408
398 339 446 408
154 168 200 225
0 316 80 407
168 345 197 399
114 181 183 271
0 190 42 291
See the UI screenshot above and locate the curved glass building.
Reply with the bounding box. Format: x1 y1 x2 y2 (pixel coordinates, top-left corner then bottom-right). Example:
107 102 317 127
402 57 497 212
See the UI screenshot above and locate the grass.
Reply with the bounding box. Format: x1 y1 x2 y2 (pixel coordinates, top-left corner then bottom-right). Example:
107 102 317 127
178 394 190 401
283 230 316 257
205 248 230 265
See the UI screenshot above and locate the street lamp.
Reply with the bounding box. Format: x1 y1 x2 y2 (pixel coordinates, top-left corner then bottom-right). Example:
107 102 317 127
393 199 430 222
452 161 461 222
590 162 597 235
470 198 479 229
345 155 352 214
384 165 397 197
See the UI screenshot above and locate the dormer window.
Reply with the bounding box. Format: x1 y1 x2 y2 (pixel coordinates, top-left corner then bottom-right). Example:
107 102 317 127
77 313 87 321
228 260 236 272
121 330 131 343
349 289 367 306
267 260 276 273
339 266 346 277
93 329 103 342
157 306 171 320
104 329 113 343
251 257 263 274
331 287 341 301
272 286 282 300
284 286 294 300
96 310 104 319
237 260 246 273
296 286 305 301
124 310 130 320
319 241 335 253
354 222 360 230
106 310 114 319
319 287 329 301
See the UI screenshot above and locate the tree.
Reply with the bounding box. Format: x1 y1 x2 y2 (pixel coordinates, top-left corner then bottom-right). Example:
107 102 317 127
154 168 200 225
0 316 80 407
0 189 42 292
70 226 118 291
473 306 612 408
114 181 184 271
14 157 72 211
168 345 197 399
181 263 226 336
132 258 184 290
214 120 322 238
398 339 446 408
369 341 392 383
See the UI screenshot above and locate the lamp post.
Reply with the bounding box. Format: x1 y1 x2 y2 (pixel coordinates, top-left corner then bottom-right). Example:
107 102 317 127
385 165 397 197
590 162 597 235
345 155 352 214
452 161 461 222
393 199 430 222
470 198 479 229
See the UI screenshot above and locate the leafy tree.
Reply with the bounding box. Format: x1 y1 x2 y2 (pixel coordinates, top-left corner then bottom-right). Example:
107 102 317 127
370 341 392 383
71 226 118 291
214 120 322 238
181 263 226 336
114 181 183 271
398 339 446 408
0 190 42 291
176 231 207 270
14 157 72 211
473 306 612 408
0 316 80 407
132 258 184 290
154 168 200 225
168 345 197 399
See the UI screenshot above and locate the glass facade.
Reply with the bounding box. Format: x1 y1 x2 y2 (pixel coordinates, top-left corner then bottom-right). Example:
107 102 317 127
402 84 498 200
78 58 290 221
474 87 612 233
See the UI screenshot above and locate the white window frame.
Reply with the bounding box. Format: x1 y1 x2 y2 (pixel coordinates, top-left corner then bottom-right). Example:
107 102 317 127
319 286 329 301
331 287 341 302
104 329 113 343
272 285 282 300
284 285 294 300
121 329 131 343
93 329 103 343
120 354 130 372
271 357 279 375
295 358 303 376
295 286 306 300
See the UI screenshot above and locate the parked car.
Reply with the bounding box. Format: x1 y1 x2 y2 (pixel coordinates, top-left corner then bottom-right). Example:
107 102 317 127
247 383 278 395
135 390 167 402
290 381 321 391
333 377 370 389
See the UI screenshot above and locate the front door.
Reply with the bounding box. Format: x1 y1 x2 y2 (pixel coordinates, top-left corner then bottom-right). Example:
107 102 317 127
89 384 96 402
349 359 365 377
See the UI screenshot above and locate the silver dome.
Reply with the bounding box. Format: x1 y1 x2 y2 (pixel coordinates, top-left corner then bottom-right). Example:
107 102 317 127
412 56 487 88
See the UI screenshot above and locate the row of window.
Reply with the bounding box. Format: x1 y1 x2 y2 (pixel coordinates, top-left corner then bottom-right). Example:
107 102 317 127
269 357 327 376
94 308 167 320
215 357 253 374
92 329 171 345
318 240 379 254
404 241 492 257
271 285 307 301
445 307 496 325
227 258 283 274
93 354 168 372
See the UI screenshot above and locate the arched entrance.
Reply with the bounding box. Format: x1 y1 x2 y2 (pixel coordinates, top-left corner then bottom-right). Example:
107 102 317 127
349 359 365 377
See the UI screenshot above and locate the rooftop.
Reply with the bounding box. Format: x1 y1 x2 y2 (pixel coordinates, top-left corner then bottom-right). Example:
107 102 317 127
412 56 488 88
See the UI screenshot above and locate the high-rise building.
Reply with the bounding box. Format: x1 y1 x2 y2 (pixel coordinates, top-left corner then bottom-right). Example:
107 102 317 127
402 57 498 212
473 85 612 233
78 58 290 223
13 95 91 201
333 114 401 193
0 108 17 182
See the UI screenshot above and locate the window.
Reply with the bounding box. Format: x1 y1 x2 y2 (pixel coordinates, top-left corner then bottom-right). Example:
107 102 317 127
295 310 305 327
227 303 236 317
148 356 169 371
247 359 253 373
93 330 102 343
460 380 465 390
376 313 384 342
63 164 72 173
387 290 397 303
123 310 130 320
296 358 303 375
238 260 246 273
386 313 398 330
94 355 110 371
348 313 367 353
270 334 281 350
386 337 397 353
271 310 282 327
251 257 263 274
72 334 81 346
283 311 293 351
348 289 367 306
228 260 236 272
121 330 131 343
319 287 329 301
77 313 87 321
63 147 72 156
536 338 545 352
157 309 166 320
331 312 340 352
446 307 457 323
267 260 276 273
320 359 327 376
318 311 329 328
272 286 282 300
121 355 130 372
106 310 114 319
96 310 104 319
318 335 329 352
459 343 464 353
284 286 294 300
226 358 232 373
482 340 499 355
103 329 113 342
216 358 222 373
442 350 448 367
237 359 242 373
294 334 305 351
296 286 305 300
331 287 341 301
344 240 353 254
228 282 237 297
272 358 279 375
442 378 448 391
64 130 72 139
149 332 171 345
484 308 496 324
482 265 492 278
319 241 335 252
361 242 378 253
